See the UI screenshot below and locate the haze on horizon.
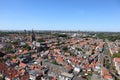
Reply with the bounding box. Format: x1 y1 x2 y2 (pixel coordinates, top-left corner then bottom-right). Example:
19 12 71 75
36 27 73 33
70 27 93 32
0 0 120 32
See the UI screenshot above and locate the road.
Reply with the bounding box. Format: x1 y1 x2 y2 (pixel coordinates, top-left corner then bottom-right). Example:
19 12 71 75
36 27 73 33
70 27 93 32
93 43 112 80
91 73 101 80
104 41 120 80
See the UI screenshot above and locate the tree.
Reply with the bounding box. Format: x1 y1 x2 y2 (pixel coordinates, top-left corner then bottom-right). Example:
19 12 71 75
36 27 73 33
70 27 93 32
23 45 31 51
76 47 82 51
11 41 19 45
37 38 45 42
0 58 6 62
112 53 120 58
118 48 120 53
96 33 120 41
91 49 95 55
62 46 68 52
0 77 3 80
70 53 77 57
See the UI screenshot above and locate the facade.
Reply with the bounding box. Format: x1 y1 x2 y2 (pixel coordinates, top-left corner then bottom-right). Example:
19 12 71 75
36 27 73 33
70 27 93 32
113 58 120 75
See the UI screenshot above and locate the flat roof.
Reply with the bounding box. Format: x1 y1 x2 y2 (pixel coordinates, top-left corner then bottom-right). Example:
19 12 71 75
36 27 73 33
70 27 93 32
61 72 73 78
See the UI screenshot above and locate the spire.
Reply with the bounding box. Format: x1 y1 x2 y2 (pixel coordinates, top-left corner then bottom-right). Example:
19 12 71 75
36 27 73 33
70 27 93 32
31 29 36 42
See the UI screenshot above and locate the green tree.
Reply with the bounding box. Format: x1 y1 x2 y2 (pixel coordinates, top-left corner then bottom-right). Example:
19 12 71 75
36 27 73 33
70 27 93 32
23 45 31 51
37 38 45 42
112 53 120 58
62 46 68 52
91 49 95 55
0 77 3 80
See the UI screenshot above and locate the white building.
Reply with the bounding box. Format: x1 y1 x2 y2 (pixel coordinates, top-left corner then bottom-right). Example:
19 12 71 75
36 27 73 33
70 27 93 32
113 58 120 75
59 72 73 80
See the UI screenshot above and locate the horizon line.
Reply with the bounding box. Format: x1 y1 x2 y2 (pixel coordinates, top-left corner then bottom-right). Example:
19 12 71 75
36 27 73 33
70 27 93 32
0 29 120 33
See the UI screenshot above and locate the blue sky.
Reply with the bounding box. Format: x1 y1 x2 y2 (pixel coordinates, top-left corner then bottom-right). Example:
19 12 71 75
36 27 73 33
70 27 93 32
0 0 120 32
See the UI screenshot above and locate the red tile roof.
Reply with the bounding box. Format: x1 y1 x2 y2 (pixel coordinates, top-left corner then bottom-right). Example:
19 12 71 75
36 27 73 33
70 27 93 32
64 52 70 56
19 69 25 75
65 64 72 71
114 58 120 62
11 58 18 63
23 50 28 54
21 73 30 80
3 67 19 80
19 62 27 68
102 67 112 79
56 56 64 64
52 77 57 80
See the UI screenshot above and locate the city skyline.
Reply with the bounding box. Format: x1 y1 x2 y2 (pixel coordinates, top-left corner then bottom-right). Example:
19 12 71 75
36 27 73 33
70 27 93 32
0 0 120 32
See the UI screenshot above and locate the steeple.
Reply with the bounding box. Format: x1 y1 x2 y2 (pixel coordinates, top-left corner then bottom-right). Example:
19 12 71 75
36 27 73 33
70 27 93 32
31 29 36 42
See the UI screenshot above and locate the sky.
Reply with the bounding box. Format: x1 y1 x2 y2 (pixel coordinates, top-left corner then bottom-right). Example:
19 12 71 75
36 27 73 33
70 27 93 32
0 0 120 32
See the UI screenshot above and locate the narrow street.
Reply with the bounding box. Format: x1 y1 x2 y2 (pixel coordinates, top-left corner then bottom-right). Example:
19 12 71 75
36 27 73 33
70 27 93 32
105 41 120 80
91 73 101 80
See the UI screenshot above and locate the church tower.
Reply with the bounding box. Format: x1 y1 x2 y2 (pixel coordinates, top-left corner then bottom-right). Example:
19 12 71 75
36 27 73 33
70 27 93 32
31 30 36 42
